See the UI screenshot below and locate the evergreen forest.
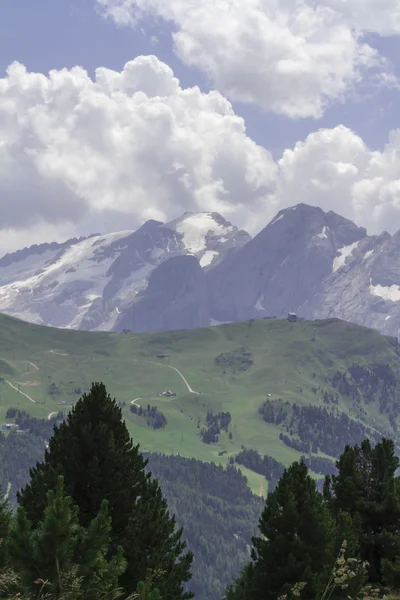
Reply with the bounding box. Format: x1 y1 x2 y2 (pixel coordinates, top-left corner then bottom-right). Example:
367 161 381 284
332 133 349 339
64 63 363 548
2 382 400 600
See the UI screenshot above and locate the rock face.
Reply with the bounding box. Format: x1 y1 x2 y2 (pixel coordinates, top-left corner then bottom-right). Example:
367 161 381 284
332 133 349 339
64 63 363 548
206 204 367 323
115 255 209 333
0 212 249 331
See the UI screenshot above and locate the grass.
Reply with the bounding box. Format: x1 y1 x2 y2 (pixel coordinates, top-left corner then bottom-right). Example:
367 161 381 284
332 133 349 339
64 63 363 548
0 313 399 495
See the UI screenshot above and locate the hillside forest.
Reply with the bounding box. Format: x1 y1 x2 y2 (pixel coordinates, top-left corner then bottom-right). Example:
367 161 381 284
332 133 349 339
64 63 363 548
1 383 400 600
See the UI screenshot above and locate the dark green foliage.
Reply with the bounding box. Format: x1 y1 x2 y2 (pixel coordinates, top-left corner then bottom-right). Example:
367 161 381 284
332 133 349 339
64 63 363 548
279 433 311 454
0 487 11 568
17 382 193 600
234 449 284 482
145 453 261 600
200 425 220 444
215 347 253 373
325 438 400 584
229 461 336 600
200 411 232 444
0 414 262 600
6 408 64 438
130 404 168 429
0 431 47 507
300 455 337 476
8 476 125 599
264 399 380 457
331 364 400 420
259 400 288 425
206 411 232 431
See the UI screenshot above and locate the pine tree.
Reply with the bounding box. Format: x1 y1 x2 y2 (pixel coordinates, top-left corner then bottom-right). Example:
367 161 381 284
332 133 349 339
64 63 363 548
17 382 193 600
326 438 400 585
230 461 335 600
0 486 11 568
8 476 125 599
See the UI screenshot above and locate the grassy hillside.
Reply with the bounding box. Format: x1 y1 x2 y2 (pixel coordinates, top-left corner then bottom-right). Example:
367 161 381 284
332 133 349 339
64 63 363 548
0 313 399 494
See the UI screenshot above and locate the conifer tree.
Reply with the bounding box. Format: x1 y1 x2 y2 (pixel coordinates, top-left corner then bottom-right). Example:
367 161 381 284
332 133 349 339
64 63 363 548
17 382 193 600
0 486 11 568
325 438 400 585
229 461 335 600
8 476 125 599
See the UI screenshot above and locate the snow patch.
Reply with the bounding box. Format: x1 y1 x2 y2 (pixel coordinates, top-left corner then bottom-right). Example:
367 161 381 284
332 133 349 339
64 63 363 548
173 213 233 254
370 284 400 303
209 318 231 326
200 250 219 268
364 249 374 260
270 213 285 225
332 241 360 273
317 225 328 239
254 295 265 311
0 230 133 328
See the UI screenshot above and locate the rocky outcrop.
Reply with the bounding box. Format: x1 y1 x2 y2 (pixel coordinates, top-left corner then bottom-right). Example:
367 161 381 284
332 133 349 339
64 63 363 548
114 255 209 332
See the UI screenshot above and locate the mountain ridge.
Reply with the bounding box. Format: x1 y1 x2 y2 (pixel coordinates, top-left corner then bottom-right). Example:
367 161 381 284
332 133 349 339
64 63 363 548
3 203 400 338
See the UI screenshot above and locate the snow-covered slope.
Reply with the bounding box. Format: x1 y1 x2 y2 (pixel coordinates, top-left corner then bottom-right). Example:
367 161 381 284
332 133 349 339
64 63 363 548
0 212 250 331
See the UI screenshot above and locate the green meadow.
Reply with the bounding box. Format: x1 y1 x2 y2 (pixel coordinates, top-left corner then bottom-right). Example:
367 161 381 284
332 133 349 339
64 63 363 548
0 313 398 494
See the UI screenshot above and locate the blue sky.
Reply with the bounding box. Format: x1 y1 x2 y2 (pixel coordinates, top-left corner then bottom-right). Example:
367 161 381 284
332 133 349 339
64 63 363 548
0 0 399 253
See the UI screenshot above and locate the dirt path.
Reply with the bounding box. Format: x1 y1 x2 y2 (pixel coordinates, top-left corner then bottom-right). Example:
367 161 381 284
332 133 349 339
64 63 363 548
167 365 200 394
46 344 200 395
133 359 200 395
47 411 59 420
130 398 141 407
20 361 40 377
6 380 36 403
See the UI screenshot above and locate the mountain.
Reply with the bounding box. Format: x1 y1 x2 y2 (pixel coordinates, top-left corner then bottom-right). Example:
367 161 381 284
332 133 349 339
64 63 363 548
5 202 400 338
0 212 250 331
206 203 400 338
207 203 367 322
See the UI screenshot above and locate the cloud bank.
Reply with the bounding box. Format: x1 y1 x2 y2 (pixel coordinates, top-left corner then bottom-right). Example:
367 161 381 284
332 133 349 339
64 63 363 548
96 0 398 118
1 57 400 255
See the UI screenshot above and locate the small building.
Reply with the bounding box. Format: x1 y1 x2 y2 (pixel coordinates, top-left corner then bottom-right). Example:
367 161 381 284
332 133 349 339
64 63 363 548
288 312 297 323
1 423 19 431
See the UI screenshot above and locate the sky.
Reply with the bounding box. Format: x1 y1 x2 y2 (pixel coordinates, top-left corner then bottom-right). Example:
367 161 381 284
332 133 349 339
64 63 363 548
0 0 399 255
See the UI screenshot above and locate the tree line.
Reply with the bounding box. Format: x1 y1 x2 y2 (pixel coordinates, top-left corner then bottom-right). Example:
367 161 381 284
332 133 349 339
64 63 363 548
2 383 400 600
226 436 400 600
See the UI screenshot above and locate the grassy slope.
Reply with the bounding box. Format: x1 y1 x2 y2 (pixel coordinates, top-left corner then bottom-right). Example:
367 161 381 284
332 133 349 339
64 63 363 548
0 313 398 494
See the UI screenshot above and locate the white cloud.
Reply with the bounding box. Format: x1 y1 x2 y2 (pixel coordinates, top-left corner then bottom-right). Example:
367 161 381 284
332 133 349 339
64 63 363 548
322 0 400 36
2 57 400 257
96 0 394 118
272 124 400 235
0 56 276 255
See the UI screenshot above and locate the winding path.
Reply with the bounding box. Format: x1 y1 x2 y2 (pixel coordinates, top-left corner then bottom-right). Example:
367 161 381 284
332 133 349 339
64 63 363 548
133 358 200 394
47 345 201 395
130 398 142 407
47 411 59 420
6 380 36 403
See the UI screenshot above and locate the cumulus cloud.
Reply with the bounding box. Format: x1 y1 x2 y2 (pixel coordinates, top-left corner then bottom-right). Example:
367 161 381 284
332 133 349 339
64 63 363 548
96 0 396 118
0 56 276 254
272 124 400 235
2 57 400 257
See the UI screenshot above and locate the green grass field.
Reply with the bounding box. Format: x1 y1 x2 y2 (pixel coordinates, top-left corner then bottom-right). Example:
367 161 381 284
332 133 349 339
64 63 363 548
0 313 398 495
